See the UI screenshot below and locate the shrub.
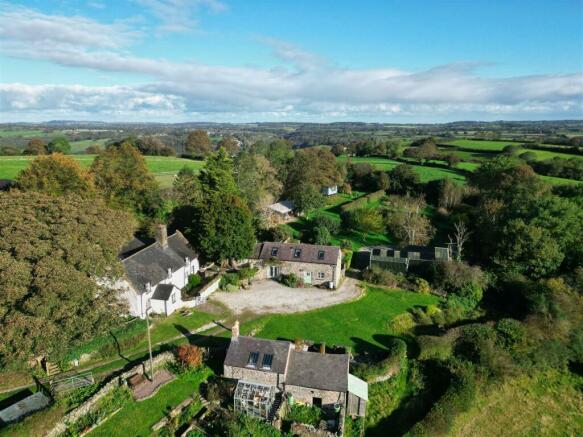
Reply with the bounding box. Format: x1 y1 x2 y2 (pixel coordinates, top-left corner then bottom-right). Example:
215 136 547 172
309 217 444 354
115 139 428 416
310 213 341 235
354 338 407 381
184 273 202 293
343 250 353 270
388 313 415 334
266 226 291 242
313 224 332 245
220 272 239 290
280 273 303 288
496 318 525 348
287 404 323 427
414 277 431 294
177 344 204 369
363 266 404 288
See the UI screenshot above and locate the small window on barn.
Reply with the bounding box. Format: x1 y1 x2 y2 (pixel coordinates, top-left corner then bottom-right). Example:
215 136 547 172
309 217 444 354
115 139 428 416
372 248 381 256
318 272 325 279
317 250 325 260
294 248 302 258
271 247 279 257
262 354 273 369
247 352 259 367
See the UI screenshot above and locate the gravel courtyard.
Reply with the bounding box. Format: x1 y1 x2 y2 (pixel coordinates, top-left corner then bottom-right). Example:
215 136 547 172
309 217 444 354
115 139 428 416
210 278 362 315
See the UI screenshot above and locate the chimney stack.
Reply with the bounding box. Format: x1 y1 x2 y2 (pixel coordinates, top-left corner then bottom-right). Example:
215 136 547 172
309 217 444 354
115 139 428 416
231 320 240 340
294 338 302 351
155 224 168 248
320 342 326 354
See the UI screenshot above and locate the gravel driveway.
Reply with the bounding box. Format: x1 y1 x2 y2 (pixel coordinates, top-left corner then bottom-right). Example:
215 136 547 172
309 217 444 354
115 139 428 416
210 278 362 315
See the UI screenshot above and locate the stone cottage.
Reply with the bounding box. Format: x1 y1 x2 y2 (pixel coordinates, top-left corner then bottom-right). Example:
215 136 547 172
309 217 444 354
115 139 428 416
224 322 368 419
250 242 343 288
117 225 200 318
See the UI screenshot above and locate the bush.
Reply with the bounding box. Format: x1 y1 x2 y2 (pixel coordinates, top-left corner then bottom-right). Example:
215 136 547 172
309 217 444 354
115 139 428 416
354 338 407 381
414 277 431 294
313 224 332 245
417 335 454 361
280 273 303 288
177 344 204 369
496 318 525 348
287 404 323 427
184 274 202 293
266 226 291 242
388 313 416 334
363 266 405 288
220 272 239 290
310 213 341 235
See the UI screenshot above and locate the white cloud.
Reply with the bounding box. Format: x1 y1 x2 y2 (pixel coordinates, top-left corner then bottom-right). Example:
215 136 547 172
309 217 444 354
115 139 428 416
135 0 227 33
0 4 581 121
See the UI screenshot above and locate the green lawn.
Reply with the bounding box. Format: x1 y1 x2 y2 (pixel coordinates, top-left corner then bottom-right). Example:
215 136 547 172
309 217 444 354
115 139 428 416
69 138 110 153
243 287 438 355
441 139 524 151
89 367 212 437
337 156 466 182
0 155 203 187
0 129 47 138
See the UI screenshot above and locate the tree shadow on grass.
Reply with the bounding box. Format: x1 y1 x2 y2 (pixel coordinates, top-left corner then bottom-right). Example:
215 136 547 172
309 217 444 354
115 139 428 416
109 331 131 364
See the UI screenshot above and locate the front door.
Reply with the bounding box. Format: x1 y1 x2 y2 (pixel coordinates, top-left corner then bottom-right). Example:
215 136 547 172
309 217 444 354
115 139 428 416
303 271 312 284
269 266 281 278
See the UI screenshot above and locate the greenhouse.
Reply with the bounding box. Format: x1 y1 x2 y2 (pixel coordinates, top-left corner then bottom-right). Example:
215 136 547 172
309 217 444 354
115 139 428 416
233 380 276 420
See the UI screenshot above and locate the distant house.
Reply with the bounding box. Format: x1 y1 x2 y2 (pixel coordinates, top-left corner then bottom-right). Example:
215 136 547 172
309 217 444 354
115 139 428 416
224 322 367 421
118 225 200 318
265 200 295 225
321 185 338 196
368 245 452 273
250 242 343 288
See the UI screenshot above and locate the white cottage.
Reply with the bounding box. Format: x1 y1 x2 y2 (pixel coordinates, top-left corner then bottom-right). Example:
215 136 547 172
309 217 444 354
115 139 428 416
119 225 199 318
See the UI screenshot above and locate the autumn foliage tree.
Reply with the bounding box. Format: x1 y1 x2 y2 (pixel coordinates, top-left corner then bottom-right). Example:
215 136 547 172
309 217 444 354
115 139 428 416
24 138 47 155
186 129 212 158
90 142 161 216
0 191 136 366
17 153 94 197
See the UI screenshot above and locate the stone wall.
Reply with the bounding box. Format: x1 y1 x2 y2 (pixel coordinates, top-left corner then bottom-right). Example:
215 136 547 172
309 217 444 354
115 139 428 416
223 365 284 389
46 352 175 437
255 261 339 288
285 384 345 408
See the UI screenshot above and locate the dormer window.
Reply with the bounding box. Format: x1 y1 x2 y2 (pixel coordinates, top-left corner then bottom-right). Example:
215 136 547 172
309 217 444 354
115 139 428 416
294 248 302 258
317 250 325 260
262 354 273 369
247 352 259 367
271 247 279 257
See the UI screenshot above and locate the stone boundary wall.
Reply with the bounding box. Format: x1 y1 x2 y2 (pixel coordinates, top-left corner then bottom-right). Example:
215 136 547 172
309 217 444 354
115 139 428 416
182 275 221 308
46 352 175 437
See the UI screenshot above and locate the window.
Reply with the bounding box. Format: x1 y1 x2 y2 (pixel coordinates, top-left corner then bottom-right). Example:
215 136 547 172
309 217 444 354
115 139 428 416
262 354 273 369
247 352 259 367
171 293 176 304
317 250 325 260
294 248 302 258
372 248 381 256
318 272 325 279
271 247 279 257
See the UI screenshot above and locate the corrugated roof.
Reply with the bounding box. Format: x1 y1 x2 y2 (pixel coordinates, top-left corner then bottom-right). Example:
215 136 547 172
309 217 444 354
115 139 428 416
268 200 295 215
286 350 349 392
252 242 340 266
348 374 368 401
122 231 197 294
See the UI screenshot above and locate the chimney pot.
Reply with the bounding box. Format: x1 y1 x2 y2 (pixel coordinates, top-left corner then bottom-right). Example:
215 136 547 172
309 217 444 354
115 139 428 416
294 338 302 351
320 342 326 354
232 320 240 340
156 224 168 247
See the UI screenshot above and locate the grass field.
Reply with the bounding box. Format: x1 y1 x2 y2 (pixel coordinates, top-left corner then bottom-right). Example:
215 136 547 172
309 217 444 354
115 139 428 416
337 156 467 182
0 155 204 187
450 370 583 437
243 287 439 354
0 129 48 138
441 139 526 151
69 138 110 153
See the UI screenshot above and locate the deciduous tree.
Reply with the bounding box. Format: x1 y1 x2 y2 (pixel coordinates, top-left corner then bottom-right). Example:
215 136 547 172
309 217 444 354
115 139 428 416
24 138 47 155
47 137 71 154
185 129 211 157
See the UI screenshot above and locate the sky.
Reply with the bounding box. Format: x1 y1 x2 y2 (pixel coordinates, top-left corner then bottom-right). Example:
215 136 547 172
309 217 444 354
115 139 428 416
0 0 582 123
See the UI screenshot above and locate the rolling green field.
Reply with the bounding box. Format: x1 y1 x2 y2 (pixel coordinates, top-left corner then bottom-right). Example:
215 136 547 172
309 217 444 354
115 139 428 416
441 139 526 151
69 138 110 153
337 156 467 182
0 129 48 138
0 155 203 187
244 287 439 354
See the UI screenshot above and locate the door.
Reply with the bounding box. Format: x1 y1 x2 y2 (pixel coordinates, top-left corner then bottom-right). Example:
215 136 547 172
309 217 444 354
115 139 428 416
313 397 322 408
303 271 312 284
269 266 281 278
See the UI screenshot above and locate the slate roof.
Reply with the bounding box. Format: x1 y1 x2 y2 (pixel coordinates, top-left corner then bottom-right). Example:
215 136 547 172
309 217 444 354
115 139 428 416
370 245 450 262
119 237 147 260
122 231 197 294
252 242 341 266
151 283 175 301
224 336 292 374
286 350 350 392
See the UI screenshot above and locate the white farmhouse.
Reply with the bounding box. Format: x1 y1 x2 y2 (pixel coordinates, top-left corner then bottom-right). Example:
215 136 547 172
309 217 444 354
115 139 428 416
118 225 199 318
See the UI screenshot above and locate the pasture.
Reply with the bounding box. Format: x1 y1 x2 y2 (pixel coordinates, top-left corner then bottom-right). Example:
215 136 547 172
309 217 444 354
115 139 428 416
0 155 204 187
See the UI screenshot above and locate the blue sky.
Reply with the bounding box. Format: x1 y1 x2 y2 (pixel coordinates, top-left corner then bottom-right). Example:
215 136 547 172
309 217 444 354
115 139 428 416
0 0 582 122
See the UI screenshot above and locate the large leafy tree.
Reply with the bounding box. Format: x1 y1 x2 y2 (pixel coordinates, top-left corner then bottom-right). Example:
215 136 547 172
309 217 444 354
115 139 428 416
17 154 94 197
185 129 212 158
198 148 238 197
0 191 135 365
47 137 71 154
384 195 434 246
90 142 161 216
235 152 282 211
285 148 345 193
24 138 47 155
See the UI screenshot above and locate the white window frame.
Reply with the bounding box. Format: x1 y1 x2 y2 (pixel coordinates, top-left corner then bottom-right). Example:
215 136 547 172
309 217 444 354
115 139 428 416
317 272 325 280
